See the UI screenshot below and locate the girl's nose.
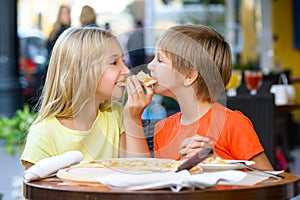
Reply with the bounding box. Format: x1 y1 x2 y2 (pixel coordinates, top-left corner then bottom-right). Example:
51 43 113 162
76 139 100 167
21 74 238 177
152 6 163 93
122 63 130 74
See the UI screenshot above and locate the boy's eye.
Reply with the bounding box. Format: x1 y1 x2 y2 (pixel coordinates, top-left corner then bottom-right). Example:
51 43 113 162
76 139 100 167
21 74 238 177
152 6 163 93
157 55 162 62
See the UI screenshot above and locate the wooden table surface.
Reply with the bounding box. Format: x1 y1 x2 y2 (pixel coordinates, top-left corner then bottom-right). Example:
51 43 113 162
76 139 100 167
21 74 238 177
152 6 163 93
274 103 300 113
24 172 300 200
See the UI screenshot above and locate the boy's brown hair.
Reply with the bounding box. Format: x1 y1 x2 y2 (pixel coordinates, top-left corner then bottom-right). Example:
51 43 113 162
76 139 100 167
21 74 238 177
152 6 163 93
157 24 232 102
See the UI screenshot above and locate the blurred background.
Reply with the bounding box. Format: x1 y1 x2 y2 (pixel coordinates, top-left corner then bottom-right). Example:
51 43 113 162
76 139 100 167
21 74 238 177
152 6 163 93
12 0 300 115
15 0 300 118
1 0 300 199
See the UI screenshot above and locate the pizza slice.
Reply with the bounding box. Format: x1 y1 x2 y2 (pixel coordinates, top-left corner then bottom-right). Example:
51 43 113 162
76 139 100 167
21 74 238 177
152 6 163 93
136 71 157 86
116 71 157 87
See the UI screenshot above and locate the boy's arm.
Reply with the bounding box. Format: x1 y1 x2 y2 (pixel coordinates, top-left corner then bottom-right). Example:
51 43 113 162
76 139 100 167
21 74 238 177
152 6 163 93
250 152 274 171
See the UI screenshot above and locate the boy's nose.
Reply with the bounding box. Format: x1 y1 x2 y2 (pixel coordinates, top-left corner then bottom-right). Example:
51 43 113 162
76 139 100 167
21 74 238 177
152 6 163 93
147 60 155 70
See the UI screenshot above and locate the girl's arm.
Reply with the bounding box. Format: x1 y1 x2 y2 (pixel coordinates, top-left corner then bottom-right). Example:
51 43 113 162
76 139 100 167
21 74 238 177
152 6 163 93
118 132 126 158
24 161 34 170
122 75 152 158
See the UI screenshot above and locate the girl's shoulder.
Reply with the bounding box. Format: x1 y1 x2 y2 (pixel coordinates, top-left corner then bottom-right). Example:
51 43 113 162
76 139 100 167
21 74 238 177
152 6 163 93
27 117 59 139
30 117 58 129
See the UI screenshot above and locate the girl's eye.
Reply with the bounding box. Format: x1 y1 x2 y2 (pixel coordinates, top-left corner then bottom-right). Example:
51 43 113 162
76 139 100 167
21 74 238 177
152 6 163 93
110 58 125 66
110 61 118 65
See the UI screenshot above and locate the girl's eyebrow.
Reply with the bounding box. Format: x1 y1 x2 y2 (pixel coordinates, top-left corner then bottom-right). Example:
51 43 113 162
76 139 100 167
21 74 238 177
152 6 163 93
109 54 124 59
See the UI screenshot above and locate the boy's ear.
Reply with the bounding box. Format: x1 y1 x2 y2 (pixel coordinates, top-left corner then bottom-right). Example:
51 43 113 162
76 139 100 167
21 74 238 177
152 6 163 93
184 69 198 86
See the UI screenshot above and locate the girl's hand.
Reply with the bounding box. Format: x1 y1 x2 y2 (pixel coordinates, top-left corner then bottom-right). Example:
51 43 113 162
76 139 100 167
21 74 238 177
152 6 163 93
124 75 153 123
178 135 214 160
122 75 153 158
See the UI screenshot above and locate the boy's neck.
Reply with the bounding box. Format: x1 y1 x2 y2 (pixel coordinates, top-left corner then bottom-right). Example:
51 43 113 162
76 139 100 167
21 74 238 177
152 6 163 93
179 98 213 125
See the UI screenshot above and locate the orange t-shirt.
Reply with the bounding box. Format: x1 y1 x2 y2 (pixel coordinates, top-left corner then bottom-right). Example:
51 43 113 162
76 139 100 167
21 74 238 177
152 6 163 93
154 103 264 160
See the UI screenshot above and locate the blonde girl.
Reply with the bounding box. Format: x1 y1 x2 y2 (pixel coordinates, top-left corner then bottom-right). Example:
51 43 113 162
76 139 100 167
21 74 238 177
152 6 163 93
21 27 151 169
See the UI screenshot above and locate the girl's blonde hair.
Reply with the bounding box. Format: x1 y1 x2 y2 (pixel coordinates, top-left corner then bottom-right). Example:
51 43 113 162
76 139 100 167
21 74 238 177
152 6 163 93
157 24 232 102
35 27 115 123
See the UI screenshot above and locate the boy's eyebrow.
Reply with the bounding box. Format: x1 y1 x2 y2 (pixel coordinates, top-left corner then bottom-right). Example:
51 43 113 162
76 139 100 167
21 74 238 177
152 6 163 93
157 52 165 59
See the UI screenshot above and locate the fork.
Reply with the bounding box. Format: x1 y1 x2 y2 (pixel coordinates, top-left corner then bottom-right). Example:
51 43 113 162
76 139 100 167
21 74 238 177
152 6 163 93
230 161 284 179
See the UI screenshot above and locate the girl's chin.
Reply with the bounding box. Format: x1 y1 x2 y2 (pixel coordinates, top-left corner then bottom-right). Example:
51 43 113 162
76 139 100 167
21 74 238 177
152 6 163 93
112 94 124 100
112 91 126 100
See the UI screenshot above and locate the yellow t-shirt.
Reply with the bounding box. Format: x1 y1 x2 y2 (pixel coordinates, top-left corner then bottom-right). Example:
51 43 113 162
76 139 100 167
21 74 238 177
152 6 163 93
21 104 124 165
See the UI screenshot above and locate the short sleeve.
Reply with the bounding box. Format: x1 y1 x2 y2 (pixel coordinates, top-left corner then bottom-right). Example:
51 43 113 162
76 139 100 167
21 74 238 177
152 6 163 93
216 111 264 160
20 124 56 165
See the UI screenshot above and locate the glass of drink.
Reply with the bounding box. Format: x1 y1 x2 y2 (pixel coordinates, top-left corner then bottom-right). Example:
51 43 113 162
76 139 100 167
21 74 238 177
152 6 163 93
244 69 263 95
226 69 242 97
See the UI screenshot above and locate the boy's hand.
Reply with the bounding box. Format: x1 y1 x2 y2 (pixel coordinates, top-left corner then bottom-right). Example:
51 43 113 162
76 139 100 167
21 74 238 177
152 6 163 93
178 135 214 160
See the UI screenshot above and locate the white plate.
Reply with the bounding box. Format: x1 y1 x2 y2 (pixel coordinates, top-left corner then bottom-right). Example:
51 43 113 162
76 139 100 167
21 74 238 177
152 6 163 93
57 167 115 186
57 158 181 185
198 160 255 171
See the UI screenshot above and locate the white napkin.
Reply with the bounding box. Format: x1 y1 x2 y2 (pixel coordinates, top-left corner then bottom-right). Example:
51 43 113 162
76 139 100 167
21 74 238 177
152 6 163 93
219 170 284 186
23 151 83 182
96 170 246 192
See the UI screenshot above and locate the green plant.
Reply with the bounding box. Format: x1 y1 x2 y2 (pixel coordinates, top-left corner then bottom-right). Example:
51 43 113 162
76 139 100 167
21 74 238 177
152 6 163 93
0 105 36 155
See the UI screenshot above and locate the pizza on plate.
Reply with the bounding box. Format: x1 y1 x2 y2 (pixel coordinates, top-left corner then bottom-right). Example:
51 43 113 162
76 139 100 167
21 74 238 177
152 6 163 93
201 157 229 164
76 158 202 174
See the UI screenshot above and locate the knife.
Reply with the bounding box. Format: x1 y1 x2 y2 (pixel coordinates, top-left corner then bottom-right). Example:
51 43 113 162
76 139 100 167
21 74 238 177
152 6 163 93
176 104 226 172
176 148 213 172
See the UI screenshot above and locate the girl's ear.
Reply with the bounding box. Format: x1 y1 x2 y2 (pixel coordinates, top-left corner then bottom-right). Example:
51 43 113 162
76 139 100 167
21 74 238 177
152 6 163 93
183 69 198 86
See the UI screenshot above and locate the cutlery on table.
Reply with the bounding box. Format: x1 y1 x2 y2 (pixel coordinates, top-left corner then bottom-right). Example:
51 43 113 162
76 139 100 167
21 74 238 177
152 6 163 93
176 107 225 172
230 161 284 179
176 148 213 172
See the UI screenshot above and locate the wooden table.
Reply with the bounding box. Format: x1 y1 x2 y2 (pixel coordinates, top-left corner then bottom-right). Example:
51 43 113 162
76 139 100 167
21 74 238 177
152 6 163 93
24 172 300 200
275 104 300 113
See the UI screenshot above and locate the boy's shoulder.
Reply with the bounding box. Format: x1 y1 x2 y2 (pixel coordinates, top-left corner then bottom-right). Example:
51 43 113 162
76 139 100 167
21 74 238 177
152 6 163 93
163 112 181 122
156 112 181 127
221 106 253 127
